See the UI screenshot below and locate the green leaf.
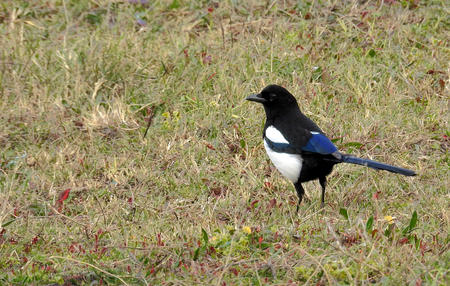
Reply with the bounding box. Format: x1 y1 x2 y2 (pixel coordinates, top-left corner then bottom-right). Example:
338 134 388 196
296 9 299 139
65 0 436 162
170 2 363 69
384 224 394 237
85 9 106 25
193 247 200 261
367 49 376 57
366 216 374 233
339 208 349 221
168 0 180 9
240 139 246 149
402 210 418 235
330 137 342 144
1 219 15 228
201 228 209 245
409 211 418 230
259 242 271 249
343 142 363 148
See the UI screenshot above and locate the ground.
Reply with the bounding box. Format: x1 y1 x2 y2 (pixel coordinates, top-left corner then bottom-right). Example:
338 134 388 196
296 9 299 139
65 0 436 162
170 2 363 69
0 0 448 285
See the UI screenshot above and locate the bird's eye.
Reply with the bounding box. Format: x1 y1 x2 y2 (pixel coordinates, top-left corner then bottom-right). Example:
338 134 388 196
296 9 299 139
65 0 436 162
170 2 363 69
268 93 277 101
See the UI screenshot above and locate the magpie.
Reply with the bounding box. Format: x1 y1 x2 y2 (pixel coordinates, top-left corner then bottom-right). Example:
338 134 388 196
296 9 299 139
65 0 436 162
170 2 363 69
246 84 416 210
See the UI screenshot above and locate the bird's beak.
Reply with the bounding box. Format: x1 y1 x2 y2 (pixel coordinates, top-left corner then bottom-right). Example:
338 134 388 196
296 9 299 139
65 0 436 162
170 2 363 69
246 93 267 103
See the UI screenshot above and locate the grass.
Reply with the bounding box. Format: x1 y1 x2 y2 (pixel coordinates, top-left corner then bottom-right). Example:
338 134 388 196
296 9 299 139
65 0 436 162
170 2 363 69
0 0 448 284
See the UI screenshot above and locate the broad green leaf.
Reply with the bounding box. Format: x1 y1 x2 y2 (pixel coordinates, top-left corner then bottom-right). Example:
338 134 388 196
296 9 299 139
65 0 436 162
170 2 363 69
409 211 418 230
201 228 208 245
366 216 374 233
367 49 376 57
240 139 246 149
339 208 349 221
193 247 200 261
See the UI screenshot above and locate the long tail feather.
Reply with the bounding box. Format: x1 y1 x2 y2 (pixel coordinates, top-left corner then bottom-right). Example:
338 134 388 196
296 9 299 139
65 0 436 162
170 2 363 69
341 155 416 176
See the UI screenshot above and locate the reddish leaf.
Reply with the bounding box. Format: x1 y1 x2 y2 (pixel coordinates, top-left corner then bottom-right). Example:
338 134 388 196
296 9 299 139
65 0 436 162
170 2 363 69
229 268 239 276
44 265 52 272
268 198 277 209
0 229 5 242
207 7 214 13
207 72 216 80
73 120 84 127
419 241 427 256
342 233 359 247
264 182 272 189
157 233 164 246
31 236 38 245
207 246 216 255
58 189 71 203
371 229 378 238
398 237 409 245
210 186 225 198
426 70 444 75
439 79 445 90
372 191 381 200
205 143 215 150
68 243 77 253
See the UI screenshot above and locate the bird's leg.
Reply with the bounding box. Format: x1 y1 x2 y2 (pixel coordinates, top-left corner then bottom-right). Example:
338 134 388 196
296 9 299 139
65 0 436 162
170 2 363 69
294 182 305 212
319 176 327 208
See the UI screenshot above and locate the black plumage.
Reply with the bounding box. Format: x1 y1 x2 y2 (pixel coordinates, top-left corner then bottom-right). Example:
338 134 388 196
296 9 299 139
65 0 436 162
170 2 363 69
247 84 416 210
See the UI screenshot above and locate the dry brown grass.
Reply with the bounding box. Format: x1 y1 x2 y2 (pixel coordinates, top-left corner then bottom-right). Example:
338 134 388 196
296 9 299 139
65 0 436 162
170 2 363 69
0 0 448 284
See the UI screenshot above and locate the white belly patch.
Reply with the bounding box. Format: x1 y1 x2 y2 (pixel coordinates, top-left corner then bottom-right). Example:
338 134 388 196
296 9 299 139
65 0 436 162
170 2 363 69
264 138 303 183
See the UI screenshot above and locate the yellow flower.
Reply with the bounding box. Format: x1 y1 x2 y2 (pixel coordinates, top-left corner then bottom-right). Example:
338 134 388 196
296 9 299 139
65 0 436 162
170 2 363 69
242 226 252 234
384 215 395 225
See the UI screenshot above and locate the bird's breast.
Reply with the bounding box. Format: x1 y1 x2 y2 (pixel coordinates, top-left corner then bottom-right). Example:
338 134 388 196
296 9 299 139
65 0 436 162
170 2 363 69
264 138 303 183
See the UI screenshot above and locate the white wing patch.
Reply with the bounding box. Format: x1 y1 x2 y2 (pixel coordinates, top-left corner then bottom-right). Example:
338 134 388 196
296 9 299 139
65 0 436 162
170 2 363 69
265 126 289 143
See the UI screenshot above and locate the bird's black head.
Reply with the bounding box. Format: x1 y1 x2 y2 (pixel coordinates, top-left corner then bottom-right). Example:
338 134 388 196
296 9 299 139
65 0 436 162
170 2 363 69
246 84 298 108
